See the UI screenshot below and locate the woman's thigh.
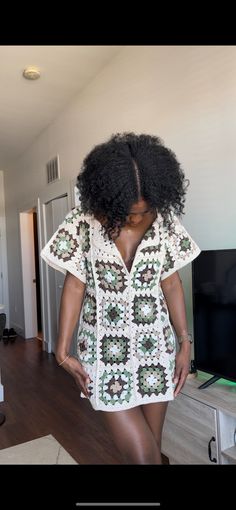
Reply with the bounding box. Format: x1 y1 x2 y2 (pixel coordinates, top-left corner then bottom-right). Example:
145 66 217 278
101 405 161 464
141 401 169 446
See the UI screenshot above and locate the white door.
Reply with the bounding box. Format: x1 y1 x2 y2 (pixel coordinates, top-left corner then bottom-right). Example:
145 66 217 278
0 230 3 305
0 170 9 317
44 194 68 353
39 180 80 354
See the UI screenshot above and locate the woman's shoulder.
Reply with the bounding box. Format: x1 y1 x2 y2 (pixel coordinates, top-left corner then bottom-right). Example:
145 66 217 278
64 206 92 226
160 211 182 228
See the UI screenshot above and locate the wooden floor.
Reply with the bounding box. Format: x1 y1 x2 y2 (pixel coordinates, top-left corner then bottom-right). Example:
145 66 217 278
0 335 168 464
0 336 123 464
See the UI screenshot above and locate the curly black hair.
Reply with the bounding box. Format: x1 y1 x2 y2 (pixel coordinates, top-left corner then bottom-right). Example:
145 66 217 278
77 132 189 239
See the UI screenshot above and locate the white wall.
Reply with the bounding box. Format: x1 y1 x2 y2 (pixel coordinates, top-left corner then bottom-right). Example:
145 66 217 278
4 45 236 335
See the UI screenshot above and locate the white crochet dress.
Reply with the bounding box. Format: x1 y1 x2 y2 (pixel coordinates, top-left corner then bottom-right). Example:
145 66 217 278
41 203 200 412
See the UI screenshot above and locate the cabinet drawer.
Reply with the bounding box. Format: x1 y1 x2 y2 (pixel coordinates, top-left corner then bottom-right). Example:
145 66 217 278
162 394 219 464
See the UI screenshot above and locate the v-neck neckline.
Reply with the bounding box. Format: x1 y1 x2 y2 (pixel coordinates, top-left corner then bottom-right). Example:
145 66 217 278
114 215 158 275
93 211 158 277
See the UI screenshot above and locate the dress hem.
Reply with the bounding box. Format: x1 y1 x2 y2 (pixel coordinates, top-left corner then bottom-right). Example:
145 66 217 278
81 393 174 412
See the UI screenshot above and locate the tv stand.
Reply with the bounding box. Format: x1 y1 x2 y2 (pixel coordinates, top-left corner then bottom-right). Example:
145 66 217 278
162 371 236 464
198 375 220 389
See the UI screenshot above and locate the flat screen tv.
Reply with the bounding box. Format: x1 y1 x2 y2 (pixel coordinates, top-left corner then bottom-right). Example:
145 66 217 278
192 249 236 389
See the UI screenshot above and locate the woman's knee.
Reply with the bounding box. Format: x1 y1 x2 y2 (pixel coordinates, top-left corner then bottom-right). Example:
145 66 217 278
122 437 161 464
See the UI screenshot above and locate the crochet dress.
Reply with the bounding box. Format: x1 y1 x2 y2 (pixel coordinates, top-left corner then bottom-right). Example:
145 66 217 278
40 202 200 412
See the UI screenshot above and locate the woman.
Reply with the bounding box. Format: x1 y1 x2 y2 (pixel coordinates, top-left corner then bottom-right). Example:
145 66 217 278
41 132 200 464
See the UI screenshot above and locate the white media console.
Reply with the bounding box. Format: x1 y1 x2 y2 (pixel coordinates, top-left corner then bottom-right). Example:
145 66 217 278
162 371 236 464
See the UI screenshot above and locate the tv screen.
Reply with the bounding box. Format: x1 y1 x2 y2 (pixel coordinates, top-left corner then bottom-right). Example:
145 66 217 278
192 249 236 386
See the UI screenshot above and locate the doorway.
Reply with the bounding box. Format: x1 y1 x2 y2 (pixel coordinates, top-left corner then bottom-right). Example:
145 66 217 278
33 211 42 337
19 208 42 341
38 180 79 355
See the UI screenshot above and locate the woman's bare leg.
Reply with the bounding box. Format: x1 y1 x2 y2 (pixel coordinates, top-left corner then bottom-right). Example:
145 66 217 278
101 405 162 464
141 402 168 463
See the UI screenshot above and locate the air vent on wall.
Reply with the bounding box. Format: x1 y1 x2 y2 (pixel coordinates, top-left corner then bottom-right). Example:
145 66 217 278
46 155 60 184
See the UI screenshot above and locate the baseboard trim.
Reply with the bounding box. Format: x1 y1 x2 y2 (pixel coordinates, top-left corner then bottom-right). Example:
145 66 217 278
0 383 4 402
11 322 24 337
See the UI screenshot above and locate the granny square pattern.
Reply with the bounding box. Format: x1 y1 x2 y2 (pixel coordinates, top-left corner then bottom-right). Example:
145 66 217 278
41 198 200 411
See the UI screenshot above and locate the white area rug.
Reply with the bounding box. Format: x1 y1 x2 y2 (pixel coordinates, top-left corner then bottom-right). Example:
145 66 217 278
0 434 77 464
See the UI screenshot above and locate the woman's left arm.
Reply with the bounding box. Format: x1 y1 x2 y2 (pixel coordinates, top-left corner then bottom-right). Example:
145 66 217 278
161 271 191 397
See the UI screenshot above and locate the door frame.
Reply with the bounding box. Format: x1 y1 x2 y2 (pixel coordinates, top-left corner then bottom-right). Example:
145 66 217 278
0 171 9 326
38 178 73 352
19 207 38 339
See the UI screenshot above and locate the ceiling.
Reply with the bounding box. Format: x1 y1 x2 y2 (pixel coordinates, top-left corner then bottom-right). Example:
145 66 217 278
0 45 123 168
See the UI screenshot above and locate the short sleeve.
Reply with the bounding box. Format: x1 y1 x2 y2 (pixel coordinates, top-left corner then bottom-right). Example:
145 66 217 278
40 208 89 284
161 214 201 281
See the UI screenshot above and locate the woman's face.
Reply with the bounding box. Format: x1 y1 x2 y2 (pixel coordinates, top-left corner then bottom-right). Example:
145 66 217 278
126 198 155 227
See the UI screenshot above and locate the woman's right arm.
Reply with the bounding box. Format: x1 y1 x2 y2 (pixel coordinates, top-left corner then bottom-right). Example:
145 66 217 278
55 271 91 397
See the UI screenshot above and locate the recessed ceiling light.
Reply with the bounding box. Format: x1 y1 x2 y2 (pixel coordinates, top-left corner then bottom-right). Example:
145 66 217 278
23 66 41 80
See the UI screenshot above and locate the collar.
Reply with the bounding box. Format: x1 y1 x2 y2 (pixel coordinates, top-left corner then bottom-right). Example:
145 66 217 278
91 212 164 255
